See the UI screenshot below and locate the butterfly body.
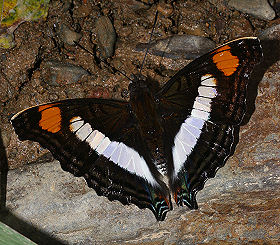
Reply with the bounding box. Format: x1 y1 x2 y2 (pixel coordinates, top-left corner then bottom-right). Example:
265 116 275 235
11 37 263 221
129 75 168 176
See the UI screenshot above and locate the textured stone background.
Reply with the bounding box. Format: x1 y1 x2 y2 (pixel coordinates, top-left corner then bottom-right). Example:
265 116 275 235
1 0 280 244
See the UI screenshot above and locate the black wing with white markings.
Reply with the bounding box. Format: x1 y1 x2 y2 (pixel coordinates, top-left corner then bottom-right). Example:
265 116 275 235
11 98 172 221
156 37 263 209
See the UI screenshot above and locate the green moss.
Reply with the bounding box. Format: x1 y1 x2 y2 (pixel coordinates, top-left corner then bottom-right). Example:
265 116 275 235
0 33 15 48
0 0 50 48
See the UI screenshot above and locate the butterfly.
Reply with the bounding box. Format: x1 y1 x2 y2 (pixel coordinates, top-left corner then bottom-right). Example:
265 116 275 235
11 37 263 221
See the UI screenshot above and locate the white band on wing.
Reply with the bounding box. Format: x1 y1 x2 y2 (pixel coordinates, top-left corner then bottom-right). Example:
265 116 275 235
172 73 218 176
69 116 157 186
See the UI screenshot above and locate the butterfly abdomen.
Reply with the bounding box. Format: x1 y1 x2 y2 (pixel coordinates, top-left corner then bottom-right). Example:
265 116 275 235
129 77 168 176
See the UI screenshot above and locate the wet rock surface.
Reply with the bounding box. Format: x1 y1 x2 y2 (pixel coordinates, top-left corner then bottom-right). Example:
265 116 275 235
136 34 216 59
1 0 280 244
41 60 90 86
228 0 276 20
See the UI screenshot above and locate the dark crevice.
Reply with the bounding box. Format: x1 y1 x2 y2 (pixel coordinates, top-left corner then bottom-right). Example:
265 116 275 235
68 0 74 19
27 46 43 81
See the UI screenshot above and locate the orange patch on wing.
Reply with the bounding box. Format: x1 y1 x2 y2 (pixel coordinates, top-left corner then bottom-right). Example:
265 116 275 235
38 104 61 133
212 45 239 76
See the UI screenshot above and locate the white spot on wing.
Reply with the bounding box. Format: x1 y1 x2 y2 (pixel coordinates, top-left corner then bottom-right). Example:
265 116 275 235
196 96 212 107
76 123 93 141
193 100 211 112
178 126 196 146
126 152 136 173
198 86 217 98
110 143 122 163
185 116 204 130
182 123 201 139
87 130 105 149
103 141 119 158
69 116 84 132
172 147 181 175
201 74 217 86
96 137 110 154
191 109 210 120
176 139 189 161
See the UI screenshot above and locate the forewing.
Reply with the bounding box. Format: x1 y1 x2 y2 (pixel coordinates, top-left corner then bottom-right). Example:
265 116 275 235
156 37 263 208
11 98 172 221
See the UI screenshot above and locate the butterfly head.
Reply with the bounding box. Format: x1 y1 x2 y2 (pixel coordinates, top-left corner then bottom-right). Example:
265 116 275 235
128 74 151 96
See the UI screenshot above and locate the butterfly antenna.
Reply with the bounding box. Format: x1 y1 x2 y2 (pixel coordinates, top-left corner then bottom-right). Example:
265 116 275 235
139 10 159 74
74 41 133 82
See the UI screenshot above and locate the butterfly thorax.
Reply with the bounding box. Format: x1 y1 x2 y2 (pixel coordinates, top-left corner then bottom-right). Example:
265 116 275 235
129 76 167 175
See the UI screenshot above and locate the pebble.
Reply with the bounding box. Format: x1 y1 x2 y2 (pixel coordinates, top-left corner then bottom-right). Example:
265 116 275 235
136 34 216 60
258 24 280 40
228 0 276 20
57 24 82 46
41 60 90 86
95 16 116 58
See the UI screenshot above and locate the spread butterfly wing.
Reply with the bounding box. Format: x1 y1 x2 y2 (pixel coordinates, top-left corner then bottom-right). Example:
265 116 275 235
11 98 171 221
156 37 263 208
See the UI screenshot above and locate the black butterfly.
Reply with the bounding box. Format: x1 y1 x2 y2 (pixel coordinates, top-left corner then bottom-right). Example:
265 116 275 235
11 37 263 221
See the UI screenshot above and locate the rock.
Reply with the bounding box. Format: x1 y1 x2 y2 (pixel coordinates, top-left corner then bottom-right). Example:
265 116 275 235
227 0 276 20
95 16 117 58
258 24 280 40
136 34 216 60
57 24 82 46
40 60 89 86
